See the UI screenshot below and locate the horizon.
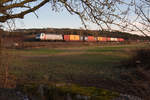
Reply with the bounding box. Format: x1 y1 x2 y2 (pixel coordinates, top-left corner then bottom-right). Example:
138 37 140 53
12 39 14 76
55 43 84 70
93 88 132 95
10 27 145 37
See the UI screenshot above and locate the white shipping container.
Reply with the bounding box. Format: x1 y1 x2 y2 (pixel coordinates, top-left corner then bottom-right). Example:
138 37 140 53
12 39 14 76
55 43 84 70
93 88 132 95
85 37 88 41
94 37 98 41
110 38 116 41
80 36 84 41
114 38 118 41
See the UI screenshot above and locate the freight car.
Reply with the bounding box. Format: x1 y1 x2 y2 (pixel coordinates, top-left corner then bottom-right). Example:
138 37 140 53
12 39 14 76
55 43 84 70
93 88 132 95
35 33 125 42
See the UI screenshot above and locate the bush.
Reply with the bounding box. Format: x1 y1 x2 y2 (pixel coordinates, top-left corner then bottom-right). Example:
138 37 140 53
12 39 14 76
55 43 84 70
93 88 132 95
119 48 150 100
121 48 150 69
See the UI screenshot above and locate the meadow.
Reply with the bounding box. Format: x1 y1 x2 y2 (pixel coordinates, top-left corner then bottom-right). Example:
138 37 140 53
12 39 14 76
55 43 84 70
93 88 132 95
1 42 150 100
4 42 148 83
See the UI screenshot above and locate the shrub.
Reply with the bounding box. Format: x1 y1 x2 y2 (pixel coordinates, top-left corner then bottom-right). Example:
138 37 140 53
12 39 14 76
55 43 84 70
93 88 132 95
121 48 150 69
120 48 150 100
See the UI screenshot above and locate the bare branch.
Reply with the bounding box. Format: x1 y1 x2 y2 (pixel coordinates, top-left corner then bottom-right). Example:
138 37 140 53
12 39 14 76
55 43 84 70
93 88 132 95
0 0 49 22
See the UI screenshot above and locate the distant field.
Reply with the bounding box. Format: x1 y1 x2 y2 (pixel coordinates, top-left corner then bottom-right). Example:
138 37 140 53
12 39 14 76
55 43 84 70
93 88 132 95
2 42 149 83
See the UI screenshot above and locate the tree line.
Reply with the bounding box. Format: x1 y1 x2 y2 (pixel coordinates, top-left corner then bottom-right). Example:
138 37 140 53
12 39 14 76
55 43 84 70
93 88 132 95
2 28 148 41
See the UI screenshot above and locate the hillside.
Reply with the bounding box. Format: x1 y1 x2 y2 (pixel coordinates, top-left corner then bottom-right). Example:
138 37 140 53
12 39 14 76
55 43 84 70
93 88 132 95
1 28 149 41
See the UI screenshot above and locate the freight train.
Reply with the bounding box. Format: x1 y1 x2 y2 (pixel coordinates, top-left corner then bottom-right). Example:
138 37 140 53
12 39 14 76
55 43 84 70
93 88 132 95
35 33 125 42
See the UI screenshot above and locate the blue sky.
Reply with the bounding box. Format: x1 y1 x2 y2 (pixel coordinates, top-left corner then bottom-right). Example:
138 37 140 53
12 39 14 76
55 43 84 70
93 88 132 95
6 1 145 36
15 3 99 30
13 1 131 30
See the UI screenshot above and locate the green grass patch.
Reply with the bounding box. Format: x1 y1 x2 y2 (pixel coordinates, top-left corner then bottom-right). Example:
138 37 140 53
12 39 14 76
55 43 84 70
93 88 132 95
18 83 119 100
6 43 149 81
58 84 119 99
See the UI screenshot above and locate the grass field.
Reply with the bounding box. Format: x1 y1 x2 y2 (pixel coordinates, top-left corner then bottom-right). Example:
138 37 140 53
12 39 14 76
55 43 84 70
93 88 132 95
2 42 147 83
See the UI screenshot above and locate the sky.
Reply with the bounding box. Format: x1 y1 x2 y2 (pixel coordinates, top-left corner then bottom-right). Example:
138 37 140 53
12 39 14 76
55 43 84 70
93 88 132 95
14 3 99 30
2 1 147 36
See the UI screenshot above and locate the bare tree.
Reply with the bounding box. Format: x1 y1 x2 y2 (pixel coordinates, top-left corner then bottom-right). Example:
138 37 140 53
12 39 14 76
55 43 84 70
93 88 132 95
0 0 123 27
116 0 150 37
0 0 150 36
0 0 49 22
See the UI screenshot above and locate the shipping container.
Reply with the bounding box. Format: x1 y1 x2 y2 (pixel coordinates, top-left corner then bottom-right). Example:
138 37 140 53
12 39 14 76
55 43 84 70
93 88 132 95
70 35 80 41
88 36 96 42
85 36 88 41
118 38 124 42
64 35 70 41
98 37 102 41
110 37 116 41
94 37 98 41
80 36 84 41
107 37 111 41
116 38 119 42
98 37 106 41
75 35 80 41
114 38 118 41
121 38 125 41
102 37 107 41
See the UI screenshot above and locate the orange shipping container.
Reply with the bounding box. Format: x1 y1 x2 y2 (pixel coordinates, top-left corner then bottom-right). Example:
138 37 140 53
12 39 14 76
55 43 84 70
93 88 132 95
70 35 80 41
102 37 107 41
98 37 106 41
88 36 95 41
98 37 102 41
